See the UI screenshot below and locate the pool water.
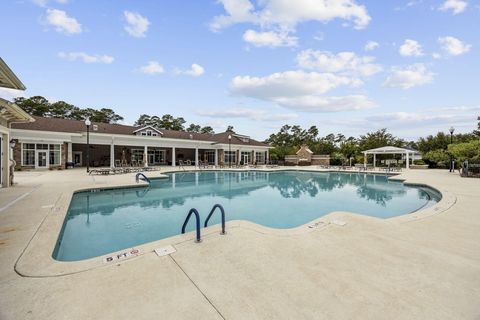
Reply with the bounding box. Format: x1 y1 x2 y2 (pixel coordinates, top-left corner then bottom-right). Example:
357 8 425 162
53 171 441 261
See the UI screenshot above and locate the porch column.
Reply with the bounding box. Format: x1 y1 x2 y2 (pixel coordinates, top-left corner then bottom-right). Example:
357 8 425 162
373 154 376 168
237 150 240 165
214 149 218 166
144 145 148 167
172 147 176 167
266 149 269 164
110 142 115 168
67 142 73 162
195 147 199 168
364 152 367 167
406 152 410 169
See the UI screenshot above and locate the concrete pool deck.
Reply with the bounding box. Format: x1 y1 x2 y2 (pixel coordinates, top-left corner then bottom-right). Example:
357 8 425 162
0 168 479 319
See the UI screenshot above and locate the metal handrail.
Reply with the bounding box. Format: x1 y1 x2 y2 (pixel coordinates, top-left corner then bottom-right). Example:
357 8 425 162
135 172 151 184
181 208 202 242
204 204 226 235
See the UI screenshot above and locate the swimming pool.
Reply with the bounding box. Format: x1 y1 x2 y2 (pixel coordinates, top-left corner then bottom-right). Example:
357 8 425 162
53 171 441 261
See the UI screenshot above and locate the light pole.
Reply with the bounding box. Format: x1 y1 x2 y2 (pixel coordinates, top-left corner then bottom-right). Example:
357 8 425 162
228 134 232 168
449 126 455 172
85 118 91 173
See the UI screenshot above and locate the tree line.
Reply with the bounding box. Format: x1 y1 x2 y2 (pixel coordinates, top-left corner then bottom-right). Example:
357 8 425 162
13 96 224 134
13 96 480 167
266 122 480 167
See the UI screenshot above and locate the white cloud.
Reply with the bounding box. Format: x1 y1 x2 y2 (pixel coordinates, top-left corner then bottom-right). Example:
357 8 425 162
438 36 471 56
197 108 298 121
210 0 371 32
383 64 434 89
58 52 114 64
175 64 205 77
439 0 468 14
274 95 375 112
230 70 373 113
123 11 150 38
364 41 379 51
139 61 164 75
296 50 382 77
399 39 424 57
366 109 477 128
45 9 82 35
231 70 360 100
0 88 27 101
243 29 298 47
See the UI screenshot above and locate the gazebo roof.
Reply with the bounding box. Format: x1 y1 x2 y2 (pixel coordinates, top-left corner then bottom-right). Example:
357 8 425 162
363 146 421 154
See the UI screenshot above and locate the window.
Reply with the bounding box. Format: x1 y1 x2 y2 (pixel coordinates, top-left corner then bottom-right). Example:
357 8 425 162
147 149 166 164
205 151 215 164
256 152 265 164
49 144 61 165
21 143 62 166
224 151 236 164
241 151 251 164
146 130 152 136
131 149 144 162
22 144 35 166
152 133 158 136
141 132 147 136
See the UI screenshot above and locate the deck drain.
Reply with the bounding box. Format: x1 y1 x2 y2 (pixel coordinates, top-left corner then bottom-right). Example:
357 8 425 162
155 245 176 257
332 220 347 226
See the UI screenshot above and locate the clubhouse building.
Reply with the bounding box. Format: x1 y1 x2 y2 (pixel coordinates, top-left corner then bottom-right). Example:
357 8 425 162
11 116 271 170
0 58 35 187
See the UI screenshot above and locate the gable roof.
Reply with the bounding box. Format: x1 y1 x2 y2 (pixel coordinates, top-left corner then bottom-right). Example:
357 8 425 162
11 116 270 147
210 132 268 147
296 145 313 155
132 125 163 135
363 146 421 154
0 58 26 90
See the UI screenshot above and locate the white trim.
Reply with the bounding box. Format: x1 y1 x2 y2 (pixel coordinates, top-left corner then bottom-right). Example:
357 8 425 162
132 126 163 135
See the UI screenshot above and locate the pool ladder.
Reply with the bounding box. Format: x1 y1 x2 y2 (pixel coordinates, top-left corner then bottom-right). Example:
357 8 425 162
181 204 226 243
135 172 151 184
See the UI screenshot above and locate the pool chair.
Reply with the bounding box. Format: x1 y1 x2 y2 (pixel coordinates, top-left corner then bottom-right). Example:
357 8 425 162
131 159 138 167
138 160 144 167
115 159 121 167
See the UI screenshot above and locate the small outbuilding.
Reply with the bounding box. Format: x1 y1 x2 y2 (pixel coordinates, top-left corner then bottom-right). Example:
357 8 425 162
285 145 330 166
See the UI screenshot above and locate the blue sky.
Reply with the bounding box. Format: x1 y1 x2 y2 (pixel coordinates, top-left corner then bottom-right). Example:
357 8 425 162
0 0 478 141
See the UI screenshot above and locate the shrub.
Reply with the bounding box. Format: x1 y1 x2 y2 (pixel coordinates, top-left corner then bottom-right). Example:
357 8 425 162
448 140 480 162
423 149 450 168
414 159 426 165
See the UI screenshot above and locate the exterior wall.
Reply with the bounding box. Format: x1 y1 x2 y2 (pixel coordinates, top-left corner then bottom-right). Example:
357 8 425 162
12 141 29 170
0 129 9 187
284 155 298 165
13 141 66 170
311 156 330 166
296 149 312 162
218 149 225 166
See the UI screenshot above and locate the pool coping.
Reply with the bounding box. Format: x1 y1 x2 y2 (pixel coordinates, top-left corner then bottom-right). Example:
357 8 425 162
14 168 456 278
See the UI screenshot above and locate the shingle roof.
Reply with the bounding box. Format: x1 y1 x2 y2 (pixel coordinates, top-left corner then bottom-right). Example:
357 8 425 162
12 116 269 147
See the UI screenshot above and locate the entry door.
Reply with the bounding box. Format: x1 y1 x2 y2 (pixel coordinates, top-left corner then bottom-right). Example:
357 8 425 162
148 153 155 165
36 151 48 169
242 153 250 164
73 152 82 166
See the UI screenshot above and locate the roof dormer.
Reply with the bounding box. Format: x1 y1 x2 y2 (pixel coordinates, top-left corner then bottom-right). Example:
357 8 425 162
133 126 163 137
